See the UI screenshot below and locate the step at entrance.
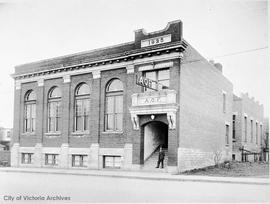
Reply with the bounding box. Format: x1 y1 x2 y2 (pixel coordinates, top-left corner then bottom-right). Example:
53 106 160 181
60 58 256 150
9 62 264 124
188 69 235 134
142 148 168 172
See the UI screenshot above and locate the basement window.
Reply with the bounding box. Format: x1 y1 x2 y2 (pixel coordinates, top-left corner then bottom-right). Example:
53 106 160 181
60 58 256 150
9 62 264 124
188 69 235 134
103 156 121 169
45 154 58 166
72 155 87 167
21 153 33 164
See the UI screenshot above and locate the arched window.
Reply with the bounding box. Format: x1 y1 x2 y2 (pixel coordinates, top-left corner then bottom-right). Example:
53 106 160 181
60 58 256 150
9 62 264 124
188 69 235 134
74 83 90 131
24 90 36 133
48 87 61 132
105 79 123 131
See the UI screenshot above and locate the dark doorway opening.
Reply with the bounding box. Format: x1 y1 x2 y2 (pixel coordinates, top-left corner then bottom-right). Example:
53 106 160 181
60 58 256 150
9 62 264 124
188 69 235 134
143 121 168 162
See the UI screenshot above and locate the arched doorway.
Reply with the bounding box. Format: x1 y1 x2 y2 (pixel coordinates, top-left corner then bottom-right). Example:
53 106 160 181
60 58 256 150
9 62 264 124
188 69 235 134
143 121 168 162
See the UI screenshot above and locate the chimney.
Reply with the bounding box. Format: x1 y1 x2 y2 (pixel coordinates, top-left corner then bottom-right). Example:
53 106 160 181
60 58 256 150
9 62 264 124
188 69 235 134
214 63 223 73
209 60 223 73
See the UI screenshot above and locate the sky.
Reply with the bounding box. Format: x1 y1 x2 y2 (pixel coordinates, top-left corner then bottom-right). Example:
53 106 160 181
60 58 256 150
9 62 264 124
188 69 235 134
0 0 268 128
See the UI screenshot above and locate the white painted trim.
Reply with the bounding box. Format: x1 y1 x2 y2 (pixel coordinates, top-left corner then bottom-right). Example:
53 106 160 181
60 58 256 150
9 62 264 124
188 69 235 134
92 70 101 79
15 81 21 90
63 75 71 83
138 61 173 72
126 64 135 74
38 78 44 86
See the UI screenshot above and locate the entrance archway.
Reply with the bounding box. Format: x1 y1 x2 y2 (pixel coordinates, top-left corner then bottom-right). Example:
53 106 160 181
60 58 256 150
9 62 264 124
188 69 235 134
143 121 168 162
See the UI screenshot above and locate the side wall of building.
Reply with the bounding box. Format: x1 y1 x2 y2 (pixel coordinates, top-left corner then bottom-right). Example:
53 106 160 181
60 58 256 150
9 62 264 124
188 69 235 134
233 94 264 161
178 44 233 171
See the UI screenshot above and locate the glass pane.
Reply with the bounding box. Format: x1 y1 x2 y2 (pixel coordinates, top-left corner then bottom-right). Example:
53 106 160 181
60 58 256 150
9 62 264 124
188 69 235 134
31 104 36 118
54 155 58 165
145 71 156 81
26 105 31 118
76 116 82 131
26 119 31 132
107 79 123 92
56 102 61 117
76 83 90 95
115 96 123 113
145 71 157 91
49 102 56 117
31 118 36 132
26 90 36 101
158 69 170 80
84 115 89 131
105 157 114 167
159 79 169 89
83 99 90 115
74 156 80 166
106 97 114 114
115 114 123 131
49 87 61 98
82 156 87 166
76 100 83 116
56 117 60 131
106 114 114 130
49 118 55 132
114 157 121 167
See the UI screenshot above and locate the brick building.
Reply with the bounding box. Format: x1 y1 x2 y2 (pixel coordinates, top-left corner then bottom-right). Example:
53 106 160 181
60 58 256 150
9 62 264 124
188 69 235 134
11 20 233 173
232 93 264 161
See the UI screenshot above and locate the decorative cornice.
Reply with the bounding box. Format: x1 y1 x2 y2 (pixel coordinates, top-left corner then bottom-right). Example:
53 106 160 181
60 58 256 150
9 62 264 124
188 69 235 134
12 41 187 80
14 52 184 84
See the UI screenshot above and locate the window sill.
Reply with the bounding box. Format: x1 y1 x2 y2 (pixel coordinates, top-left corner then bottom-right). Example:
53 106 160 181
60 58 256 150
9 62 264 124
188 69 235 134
71 131 90 136
21 132 36 137
102 131 123 134
45 132 61 137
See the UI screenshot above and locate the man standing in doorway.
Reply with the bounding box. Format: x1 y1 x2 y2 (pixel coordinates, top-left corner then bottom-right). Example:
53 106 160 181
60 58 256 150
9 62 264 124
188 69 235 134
156 146 165 168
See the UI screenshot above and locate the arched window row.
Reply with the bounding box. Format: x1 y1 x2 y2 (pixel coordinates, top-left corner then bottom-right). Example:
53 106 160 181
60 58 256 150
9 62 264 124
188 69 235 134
23 79 124 134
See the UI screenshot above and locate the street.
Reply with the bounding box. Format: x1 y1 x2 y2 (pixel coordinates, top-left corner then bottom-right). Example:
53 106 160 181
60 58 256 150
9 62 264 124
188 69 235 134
0 171 269 203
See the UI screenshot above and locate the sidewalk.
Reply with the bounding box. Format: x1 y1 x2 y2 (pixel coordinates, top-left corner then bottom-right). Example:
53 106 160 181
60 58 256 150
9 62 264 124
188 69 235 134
0 167 269 185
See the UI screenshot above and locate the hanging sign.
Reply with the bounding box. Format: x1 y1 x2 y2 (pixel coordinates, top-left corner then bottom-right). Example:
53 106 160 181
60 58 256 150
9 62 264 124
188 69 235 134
135 74 157 91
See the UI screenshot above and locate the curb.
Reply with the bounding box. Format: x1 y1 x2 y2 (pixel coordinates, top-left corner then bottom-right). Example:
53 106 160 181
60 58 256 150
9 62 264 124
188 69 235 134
0 167 269 186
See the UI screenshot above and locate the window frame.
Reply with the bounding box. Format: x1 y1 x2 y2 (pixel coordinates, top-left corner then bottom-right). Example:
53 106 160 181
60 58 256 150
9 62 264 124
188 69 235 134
225 124 230 145
250 119 253 143
47 87 61 133
74 83 90 132
105 79 123 132
103 155 121 169
232 115 236 140
45 154 58 166
71 154 87 167
244 116 247 142
24 90 36 133
21 153 33 164
143 68 170 91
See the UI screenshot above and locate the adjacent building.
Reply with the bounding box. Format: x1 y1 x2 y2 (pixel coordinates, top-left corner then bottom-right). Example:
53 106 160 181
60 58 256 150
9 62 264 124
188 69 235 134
232 93 264 161
11 20 234 173
0 127 12 150
262 118 269 161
